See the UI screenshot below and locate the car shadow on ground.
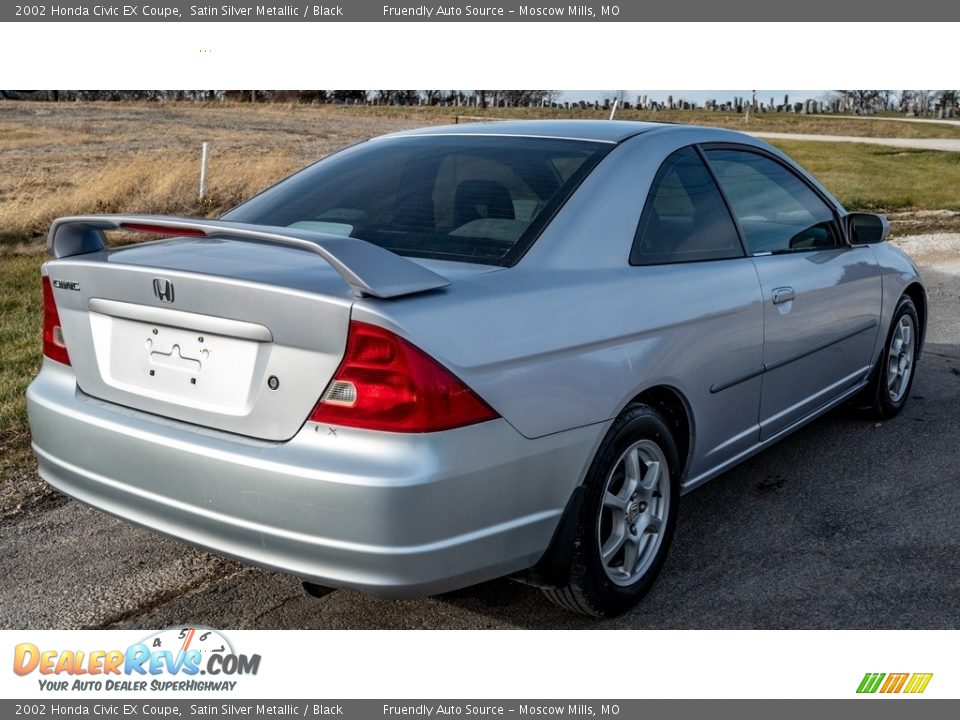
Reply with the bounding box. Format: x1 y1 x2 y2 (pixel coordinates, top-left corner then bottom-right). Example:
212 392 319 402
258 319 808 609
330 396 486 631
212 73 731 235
432 344 960 629
5 349 956 631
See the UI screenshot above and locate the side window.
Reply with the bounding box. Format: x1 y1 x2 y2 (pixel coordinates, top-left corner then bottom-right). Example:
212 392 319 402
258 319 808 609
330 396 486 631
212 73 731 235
704 148 841 255
631 146 743 266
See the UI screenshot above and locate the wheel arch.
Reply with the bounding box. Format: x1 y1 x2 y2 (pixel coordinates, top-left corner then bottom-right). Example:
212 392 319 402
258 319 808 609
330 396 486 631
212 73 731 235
518 383 693 591
625 384 694 483
903 282 927 357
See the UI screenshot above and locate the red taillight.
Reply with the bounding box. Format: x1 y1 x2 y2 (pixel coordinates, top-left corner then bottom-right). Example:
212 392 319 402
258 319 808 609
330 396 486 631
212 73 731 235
42 276 70 366
309 321 498 433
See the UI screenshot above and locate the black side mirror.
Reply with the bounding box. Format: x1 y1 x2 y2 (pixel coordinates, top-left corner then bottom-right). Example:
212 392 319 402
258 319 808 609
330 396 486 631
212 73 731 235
847 213 890 245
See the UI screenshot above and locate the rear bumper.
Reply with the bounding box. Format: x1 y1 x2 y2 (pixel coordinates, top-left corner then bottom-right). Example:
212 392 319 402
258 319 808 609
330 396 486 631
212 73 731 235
27 360 603 598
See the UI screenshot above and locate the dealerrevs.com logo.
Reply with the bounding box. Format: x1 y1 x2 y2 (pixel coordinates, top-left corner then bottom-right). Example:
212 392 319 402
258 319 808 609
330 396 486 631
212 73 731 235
857 672 933 694
13 627 260 692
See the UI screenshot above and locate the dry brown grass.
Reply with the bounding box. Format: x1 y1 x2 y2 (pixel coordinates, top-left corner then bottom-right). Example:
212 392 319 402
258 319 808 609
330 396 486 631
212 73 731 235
0 100 435 244
4 100 960 244
0 150 301 242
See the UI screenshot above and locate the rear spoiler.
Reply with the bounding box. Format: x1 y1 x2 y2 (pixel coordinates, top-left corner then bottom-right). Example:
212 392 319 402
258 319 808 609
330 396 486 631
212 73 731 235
47 214 451 300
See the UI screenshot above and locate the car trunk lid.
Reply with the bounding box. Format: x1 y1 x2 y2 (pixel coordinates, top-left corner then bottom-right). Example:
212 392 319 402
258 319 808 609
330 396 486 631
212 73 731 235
42 216 454 441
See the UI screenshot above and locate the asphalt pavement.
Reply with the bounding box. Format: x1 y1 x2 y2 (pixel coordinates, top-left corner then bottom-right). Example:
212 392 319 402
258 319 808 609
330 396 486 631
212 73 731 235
2 238 958 630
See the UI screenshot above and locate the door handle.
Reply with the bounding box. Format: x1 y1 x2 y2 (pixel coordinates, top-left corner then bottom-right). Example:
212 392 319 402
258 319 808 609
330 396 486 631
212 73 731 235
772 287 796 305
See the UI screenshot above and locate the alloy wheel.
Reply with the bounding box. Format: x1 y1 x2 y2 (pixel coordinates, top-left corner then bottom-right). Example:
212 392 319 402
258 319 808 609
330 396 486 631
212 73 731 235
597 439 671 587
887 314 916 403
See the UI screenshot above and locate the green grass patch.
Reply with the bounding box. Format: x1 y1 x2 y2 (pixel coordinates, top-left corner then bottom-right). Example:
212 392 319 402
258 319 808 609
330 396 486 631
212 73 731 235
0 129 37 142
0 254 44 439
770 140 960 211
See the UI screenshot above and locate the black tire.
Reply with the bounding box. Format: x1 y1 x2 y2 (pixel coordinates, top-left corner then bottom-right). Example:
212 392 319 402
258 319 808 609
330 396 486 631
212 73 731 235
542 403 680 617
861 296 921 420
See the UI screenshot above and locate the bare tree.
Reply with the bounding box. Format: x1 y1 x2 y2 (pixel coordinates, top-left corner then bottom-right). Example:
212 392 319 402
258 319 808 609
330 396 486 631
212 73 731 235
295 90 327 103
502 90 550 107
894 90 913 111
372 90 419 105
935 90 958 108
606 90 629 106
906 90 934 114
330 90 368 104
835 90 882 113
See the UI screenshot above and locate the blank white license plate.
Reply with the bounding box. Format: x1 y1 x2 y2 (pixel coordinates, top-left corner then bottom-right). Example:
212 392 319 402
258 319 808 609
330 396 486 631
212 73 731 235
89 313 265 415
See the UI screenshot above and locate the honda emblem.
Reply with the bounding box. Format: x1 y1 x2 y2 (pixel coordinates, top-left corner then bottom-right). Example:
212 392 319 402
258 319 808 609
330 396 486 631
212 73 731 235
152 278 175 303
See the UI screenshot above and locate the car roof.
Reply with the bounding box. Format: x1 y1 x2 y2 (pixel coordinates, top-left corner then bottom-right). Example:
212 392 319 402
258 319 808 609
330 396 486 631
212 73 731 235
378 119 674 144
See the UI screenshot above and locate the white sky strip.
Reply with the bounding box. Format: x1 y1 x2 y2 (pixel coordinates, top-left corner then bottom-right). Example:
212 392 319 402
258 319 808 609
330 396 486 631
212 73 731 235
4 22 959 89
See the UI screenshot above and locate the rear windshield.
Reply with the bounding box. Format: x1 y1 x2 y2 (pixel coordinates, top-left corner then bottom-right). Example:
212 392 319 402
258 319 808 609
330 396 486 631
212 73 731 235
222 135 611 266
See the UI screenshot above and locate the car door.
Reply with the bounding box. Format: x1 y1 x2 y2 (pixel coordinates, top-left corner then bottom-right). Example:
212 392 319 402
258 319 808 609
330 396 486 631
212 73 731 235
630 146 765 479
703 146 881 440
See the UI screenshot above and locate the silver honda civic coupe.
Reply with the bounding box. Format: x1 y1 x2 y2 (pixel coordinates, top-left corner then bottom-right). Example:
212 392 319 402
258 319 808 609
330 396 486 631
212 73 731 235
27 120 925 617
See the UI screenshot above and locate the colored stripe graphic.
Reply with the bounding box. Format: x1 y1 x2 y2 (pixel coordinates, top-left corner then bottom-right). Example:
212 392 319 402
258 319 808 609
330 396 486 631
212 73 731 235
857 673 886 693
857 672 932 694
880 673 909 693
904 673 933 694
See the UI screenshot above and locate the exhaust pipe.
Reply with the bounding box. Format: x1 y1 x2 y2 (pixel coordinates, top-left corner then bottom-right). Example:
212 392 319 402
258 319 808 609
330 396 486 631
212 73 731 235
302 580 337 599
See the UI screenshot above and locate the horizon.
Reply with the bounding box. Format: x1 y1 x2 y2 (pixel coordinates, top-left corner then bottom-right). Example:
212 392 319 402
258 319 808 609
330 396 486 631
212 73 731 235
562 90 823 105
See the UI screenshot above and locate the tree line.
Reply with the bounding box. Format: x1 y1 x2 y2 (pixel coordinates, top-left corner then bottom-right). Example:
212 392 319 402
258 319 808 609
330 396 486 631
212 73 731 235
830 90 958 112
0 90 559 107
3 90 957 112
